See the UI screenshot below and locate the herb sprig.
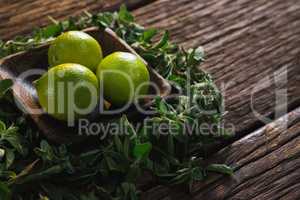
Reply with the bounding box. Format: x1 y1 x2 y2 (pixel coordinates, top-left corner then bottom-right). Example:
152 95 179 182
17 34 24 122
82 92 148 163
0 5 232 200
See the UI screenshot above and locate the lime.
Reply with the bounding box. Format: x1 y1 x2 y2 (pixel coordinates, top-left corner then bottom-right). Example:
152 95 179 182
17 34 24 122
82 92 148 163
35 63 99 122
96 52 150 106
48 31 103 72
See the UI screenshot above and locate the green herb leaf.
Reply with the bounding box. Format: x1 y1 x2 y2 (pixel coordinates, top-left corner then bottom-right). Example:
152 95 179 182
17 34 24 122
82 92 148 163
0 182 11 200
191 167 204 181
0 126 23 155
95 12 114 27
193 46 205 61
34 140 56 162
153 31 169 49
0 79 13 98
38 24 62 38
207 164 234 175
155 97 169 115
142 28 158 43
119 4 134 23
133 142 152 159
0 120 6 131
5 148 14 169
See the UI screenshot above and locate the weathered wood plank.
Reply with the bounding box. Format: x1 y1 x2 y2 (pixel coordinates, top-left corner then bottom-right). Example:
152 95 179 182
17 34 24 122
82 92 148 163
133 0 300 137
0 0 153 40
193 108 300 200
131 0 300 199
142 106 300 200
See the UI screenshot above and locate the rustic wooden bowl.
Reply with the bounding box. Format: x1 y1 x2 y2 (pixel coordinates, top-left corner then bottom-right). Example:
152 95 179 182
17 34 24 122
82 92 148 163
0 27 172 144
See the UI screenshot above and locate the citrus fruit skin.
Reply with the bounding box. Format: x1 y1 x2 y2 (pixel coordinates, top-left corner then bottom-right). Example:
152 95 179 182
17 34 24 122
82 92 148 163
96 52 150 106
48 31 103 72
35 63 99 122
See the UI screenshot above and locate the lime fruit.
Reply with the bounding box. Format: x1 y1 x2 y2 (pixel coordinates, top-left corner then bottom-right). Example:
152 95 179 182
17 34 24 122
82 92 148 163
35 63 99 122
96 52 150 106
48 31 103 72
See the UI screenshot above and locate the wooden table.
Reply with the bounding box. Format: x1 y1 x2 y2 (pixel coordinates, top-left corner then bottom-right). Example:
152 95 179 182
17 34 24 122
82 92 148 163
1 0 300 199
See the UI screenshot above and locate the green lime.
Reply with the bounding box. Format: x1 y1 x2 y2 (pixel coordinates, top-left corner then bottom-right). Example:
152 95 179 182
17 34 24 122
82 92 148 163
48 31 103 72
35 63 99 122
96 52 150 106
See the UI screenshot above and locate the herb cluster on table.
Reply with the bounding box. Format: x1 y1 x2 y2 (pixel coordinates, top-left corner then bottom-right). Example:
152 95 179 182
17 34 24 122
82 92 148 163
0 5 233 200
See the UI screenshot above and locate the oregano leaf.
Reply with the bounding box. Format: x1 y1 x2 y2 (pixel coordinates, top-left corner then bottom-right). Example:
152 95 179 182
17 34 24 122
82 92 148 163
0 79 13 97
207 164 233 175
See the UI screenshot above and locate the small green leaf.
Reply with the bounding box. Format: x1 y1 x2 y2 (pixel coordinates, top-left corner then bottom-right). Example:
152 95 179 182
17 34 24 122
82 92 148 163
5 148 14 168
153 31 169 49
123 136 130 159
119 4 134 23
191 167 204 181
0 182 11 200
105 156 119 171
1 126 23 155
0 148 5 161
140 52 157 64
133 142 152 159
193 46 204 61
0 120 6 131
0 79 13 97
119 182 138 200
142 29 158 43
207 164 233 175
96 12 114 27
120 115 137 139
170 172 189 185
114 135 123 153
155 97 168 115
40 24 62 38
34 140 55 162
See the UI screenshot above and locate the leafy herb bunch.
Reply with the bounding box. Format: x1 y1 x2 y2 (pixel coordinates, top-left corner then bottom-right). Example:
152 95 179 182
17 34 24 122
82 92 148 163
0 5 232 200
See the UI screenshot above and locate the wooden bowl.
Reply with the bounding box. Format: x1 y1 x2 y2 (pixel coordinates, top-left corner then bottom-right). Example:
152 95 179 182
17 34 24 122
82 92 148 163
0 27 172 144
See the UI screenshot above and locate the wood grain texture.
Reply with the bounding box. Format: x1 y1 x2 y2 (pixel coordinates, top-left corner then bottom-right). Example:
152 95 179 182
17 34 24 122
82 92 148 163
0 0 152 40
142 106 300 200
131 0 300 199
133 0 300 137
